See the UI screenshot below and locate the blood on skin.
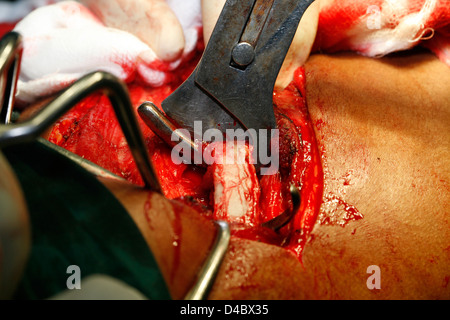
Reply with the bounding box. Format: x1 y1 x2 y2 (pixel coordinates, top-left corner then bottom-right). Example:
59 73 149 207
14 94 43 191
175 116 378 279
272 67 325 258
169 202 183 283
211 142 261 227
45 68 324 261
45 49 324 260
319 192 364 227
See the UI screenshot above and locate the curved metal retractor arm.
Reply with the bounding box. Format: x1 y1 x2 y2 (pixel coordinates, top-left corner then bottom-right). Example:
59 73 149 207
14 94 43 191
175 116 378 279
0 32 230 301
0 32 23 124
0 70 161 192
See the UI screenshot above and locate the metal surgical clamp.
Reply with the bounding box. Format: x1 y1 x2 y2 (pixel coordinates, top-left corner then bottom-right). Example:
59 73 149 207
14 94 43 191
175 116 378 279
138 1 313 297
139 0 316 166
138 0 311 228
0 31 230 301
0 70 162 191
0 33 161 191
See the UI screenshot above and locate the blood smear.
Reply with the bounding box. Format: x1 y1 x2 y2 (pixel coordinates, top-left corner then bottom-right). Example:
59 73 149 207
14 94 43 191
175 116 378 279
316 146 364 228
319 192 364 227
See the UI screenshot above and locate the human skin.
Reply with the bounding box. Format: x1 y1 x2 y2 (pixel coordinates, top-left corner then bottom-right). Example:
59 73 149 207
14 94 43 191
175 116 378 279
293 52 449 300
100 51 450 300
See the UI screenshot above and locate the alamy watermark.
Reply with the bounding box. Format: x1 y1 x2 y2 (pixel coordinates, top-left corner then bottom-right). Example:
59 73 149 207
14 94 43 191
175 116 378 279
367 265 381 290
65 264 380 293
66 265 81 290
170 121 280 176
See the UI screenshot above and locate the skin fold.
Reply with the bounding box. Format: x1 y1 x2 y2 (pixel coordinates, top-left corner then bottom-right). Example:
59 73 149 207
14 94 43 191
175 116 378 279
101 51 450 300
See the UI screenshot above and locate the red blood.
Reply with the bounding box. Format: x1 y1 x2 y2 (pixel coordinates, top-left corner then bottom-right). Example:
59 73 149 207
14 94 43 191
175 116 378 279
259 172 286 224
47 61 324 261
313 0 383 53
272 73 324 258
0 23 16 38
313 0 450 59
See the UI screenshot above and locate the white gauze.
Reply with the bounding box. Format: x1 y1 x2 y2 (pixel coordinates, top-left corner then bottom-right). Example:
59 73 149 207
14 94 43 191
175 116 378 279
12 0 202 103
349 0 438 57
